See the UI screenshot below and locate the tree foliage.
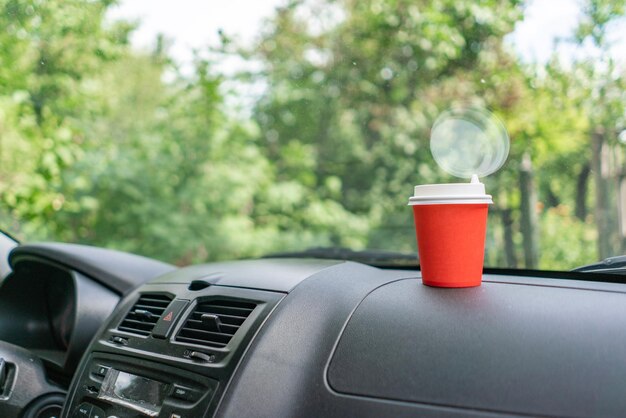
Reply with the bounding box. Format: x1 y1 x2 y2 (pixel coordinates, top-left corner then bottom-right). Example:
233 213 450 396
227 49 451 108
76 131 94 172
0 0 625 269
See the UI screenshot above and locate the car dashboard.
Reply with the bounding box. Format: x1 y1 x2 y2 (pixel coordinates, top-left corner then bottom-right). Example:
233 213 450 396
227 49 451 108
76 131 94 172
1 243 626 418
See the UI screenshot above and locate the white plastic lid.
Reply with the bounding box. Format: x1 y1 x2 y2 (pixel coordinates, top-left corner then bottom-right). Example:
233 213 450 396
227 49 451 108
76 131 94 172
408 175 493 205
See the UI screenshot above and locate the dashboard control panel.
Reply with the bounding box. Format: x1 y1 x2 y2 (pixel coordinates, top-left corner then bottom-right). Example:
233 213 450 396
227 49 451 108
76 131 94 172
69 353 217 418
62 282 285 418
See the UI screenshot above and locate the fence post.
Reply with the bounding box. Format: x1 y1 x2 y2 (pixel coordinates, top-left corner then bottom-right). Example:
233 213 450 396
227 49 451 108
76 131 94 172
591 128 612 259
520 152 539 268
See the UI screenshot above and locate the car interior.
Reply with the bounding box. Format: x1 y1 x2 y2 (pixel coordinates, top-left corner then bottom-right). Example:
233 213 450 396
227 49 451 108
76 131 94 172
2 0 626 417
1 241 626 418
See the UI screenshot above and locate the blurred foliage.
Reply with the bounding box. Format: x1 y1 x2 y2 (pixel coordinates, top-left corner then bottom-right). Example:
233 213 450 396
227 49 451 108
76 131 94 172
0 0 625 269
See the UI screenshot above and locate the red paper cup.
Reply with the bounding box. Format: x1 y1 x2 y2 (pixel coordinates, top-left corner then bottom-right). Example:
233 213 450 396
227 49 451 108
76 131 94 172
409 179 492 288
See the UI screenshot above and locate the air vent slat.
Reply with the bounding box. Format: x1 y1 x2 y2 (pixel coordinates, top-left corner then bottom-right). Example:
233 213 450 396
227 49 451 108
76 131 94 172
120 318 157 328
125 313 160 322
176 336 227 348
176 299 257 348
136 297 171 306
184 319 240 335
205 300 256 308
178 328 233 342
133 304 167 313
117 294 173 336
190 312 247 325
194 305 255 317
117 326 151 336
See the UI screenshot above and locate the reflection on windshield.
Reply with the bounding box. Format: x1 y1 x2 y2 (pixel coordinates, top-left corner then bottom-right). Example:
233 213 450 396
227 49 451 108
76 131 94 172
0 0 625 271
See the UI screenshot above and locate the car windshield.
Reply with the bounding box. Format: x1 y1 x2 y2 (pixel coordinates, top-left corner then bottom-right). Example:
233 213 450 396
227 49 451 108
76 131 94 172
1 0 625 271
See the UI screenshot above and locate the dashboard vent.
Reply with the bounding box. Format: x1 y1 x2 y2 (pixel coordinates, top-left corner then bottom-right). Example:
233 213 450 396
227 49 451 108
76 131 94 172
176 300 256 348
118 294 172 336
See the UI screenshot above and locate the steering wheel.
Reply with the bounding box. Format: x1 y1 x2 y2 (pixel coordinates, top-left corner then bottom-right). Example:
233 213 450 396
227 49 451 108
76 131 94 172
0 341 65 418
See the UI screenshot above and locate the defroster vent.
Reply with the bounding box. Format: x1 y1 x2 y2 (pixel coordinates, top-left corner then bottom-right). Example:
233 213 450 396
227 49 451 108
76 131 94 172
176 300 256 348
118 294 173 336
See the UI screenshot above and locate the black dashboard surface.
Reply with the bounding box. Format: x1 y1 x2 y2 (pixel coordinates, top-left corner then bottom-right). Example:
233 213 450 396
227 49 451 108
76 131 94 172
212 263 626 418
0 243 183 418
150 258 343 292
328 278 626 417
9 243 177 295
54 256 626 418
0 243 177 375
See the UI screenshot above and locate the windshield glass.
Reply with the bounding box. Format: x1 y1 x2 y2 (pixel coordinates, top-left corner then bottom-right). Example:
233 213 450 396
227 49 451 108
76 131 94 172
1 0 625 270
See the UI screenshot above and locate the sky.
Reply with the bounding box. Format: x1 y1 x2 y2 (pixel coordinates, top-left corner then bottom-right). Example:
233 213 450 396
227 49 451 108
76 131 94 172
106 0 278 70
106 0 626 69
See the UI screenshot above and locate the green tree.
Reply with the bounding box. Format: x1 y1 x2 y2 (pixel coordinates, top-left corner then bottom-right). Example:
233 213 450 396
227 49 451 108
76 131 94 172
0 0 132 239
229 0 525 253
